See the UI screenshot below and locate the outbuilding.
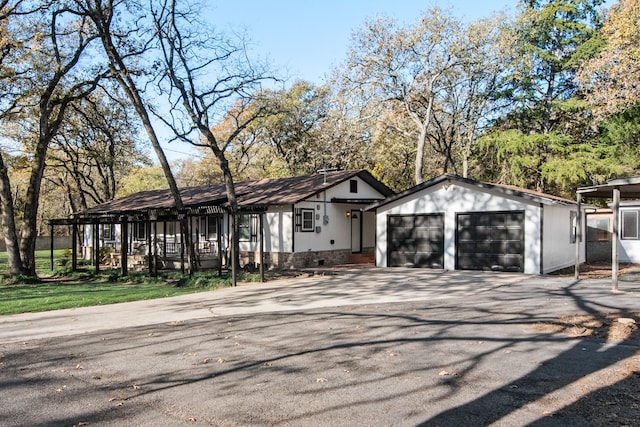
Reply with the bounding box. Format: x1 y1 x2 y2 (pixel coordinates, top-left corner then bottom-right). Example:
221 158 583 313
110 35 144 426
370 174 585 274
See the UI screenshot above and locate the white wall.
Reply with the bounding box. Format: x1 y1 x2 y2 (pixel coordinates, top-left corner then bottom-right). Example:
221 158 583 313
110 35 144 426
237 175 386 254
618 207 640 263
375 181 544 274
542 205 586 273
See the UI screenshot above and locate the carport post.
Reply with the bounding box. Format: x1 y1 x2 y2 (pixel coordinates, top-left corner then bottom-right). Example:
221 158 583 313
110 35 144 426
612 188 620 291
575 194 581 280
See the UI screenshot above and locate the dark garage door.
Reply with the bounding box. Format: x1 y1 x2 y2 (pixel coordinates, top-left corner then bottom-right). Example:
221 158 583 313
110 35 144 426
388 214 444 268
456 211 524 272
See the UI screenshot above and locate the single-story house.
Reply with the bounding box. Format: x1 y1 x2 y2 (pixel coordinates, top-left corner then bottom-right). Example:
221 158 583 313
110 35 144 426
52 169 394 273
369 174 586 274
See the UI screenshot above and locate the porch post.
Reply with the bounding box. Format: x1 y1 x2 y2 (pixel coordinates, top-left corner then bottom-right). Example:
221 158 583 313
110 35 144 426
231 211 237 287
259 212 264 283
612 188 620 291
217 215 223 276
153 220 158 276
50 223 54 271
120 217 128 276
72 223 77 272
574 194 581 280
147 217 155 277
94 222 100 274
180 215 186 275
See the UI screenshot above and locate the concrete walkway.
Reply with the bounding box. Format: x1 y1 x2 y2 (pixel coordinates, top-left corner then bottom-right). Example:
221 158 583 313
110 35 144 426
1 267 638 344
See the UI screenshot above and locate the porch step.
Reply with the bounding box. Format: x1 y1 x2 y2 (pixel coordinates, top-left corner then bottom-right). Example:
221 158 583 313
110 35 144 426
348 253 375 265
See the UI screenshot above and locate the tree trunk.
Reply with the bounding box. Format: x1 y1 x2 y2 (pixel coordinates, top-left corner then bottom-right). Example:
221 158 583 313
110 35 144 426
0 152 27 276
87 2 196 273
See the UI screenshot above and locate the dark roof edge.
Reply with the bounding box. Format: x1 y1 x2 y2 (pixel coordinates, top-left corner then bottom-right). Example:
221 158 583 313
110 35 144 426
367 173 575 211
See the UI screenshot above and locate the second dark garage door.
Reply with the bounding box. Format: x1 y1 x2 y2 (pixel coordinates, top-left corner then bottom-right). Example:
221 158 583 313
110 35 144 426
456 211 525 272
388 214 444 268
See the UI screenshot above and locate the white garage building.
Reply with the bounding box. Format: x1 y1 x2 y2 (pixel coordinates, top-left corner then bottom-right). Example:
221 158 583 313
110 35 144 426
370 174 586 274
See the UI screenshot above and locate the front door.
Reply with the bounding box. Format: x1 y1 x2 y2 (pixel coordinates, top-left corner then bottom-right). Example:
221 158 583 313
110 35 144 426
351 210 362 253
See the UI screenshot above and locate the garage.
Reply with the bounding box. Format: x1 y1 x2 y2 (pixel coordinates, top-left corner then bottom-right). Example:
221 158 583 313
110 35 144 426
456 211 524 272
372 174 585 275
388 214 444 268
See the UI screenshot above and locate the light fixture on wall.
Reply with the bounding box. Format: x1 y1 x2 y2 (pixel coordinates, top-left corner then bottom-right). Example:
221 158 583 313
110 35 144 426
346 211 351 218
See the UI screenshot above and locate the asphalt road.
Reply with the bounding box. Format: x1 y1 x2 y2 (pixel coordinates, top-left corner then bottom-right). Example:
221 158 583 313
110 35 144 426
0 268 639 426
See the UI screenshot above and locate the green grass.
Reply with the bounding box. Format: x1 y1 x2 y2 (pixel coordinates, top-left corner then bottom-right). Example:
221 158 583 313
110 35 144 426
0 249 257 315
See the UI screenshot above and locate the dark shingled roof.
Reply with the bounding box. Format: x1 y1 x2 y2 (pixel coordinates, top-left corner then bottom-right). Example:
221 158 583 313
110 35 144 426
79 170 393 217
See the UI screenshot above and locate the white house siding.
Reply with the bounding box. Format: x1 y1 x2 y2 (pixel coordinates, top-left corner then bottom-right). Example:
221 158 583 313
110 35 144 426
542 205 584 273
294 177 378 253
618 207 640 263
236 175 386 268
375 181 545 274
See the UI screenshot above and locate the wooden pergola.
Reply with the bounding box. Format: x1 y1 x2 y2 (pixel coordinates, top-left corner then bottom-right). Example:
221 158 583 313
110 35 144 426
50 203 268 283
576 177 640 291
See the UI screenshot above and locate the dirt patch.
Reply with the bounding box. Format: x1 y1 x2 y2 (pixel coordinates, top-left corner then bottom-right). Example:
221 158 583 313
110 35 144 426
551 262 640 278
534 312 640 341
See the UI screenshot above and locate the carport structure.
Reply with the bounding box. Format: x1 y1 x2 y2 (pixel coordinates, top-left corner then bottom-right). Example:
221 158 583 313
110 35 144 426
576 177 640 290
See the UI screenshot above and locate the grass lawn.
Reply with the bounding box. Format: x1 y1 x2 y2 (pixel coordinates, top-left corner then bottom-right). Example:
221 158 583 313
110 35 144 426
0 249 238 315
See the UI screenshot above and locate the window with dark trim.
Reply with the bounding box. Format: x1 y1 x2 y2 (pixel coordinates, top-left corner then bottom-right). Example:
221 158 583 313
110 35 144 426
200 216 218 240
350 179 358 193
301 209 314 232
101 224 114 240
134 222 147 240
622 210 639 239
239 214 258 241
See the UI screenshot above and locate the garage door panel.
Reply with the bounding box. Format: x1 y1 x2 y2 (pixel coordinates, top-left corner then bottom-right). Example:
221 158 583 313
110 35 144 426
388 214 444 269
415 252 444 268
456 212 524 273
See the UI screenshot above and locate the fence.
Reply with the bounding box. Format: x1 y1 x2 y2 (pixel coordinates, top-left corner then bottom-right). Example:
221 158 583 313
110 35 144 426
0 236 72 252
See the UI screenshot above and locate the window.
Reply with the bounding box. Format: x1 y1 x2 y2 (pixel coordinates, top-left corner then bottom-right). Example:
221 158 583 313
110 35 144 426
622 210 639 239
200 216 218 240
350 179 358 193
100 224 113 240
165 221 176 236
134 222 147 240
239 214 258 241
302 209 314 232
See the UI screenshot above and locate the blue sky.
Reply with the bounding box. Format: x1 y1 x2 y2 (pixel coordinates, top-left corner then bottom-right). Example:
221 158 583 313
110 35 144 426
161 1 518 160
207 1 518 85
162 0 611 161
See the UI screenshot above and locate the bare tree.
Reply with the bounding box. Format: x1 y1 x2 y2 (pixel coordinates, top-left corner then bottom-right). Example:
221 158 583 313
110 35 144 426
150 0 277 283
341 9 464 185
73 0 198 273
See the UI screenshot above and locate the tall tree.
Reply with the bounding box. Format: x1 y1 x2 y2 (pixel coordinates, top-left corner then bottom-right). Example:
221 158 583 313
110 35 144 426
74 0 196 273
578 0 640 117
0 0 104 276
150 0 276 282
479 0 605 192
46 88 146 213
340 8 506 185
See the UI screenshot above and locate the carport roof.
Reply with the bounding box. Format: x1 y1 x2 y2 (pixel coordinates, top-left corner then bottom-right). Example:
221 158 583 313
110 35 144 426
577 176 640 199
368 173 576 210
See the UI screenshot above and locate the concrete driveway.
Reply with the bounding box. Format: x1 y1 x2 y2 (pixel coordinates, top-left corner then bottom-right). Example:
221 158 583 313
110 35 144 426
0 268 639 426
